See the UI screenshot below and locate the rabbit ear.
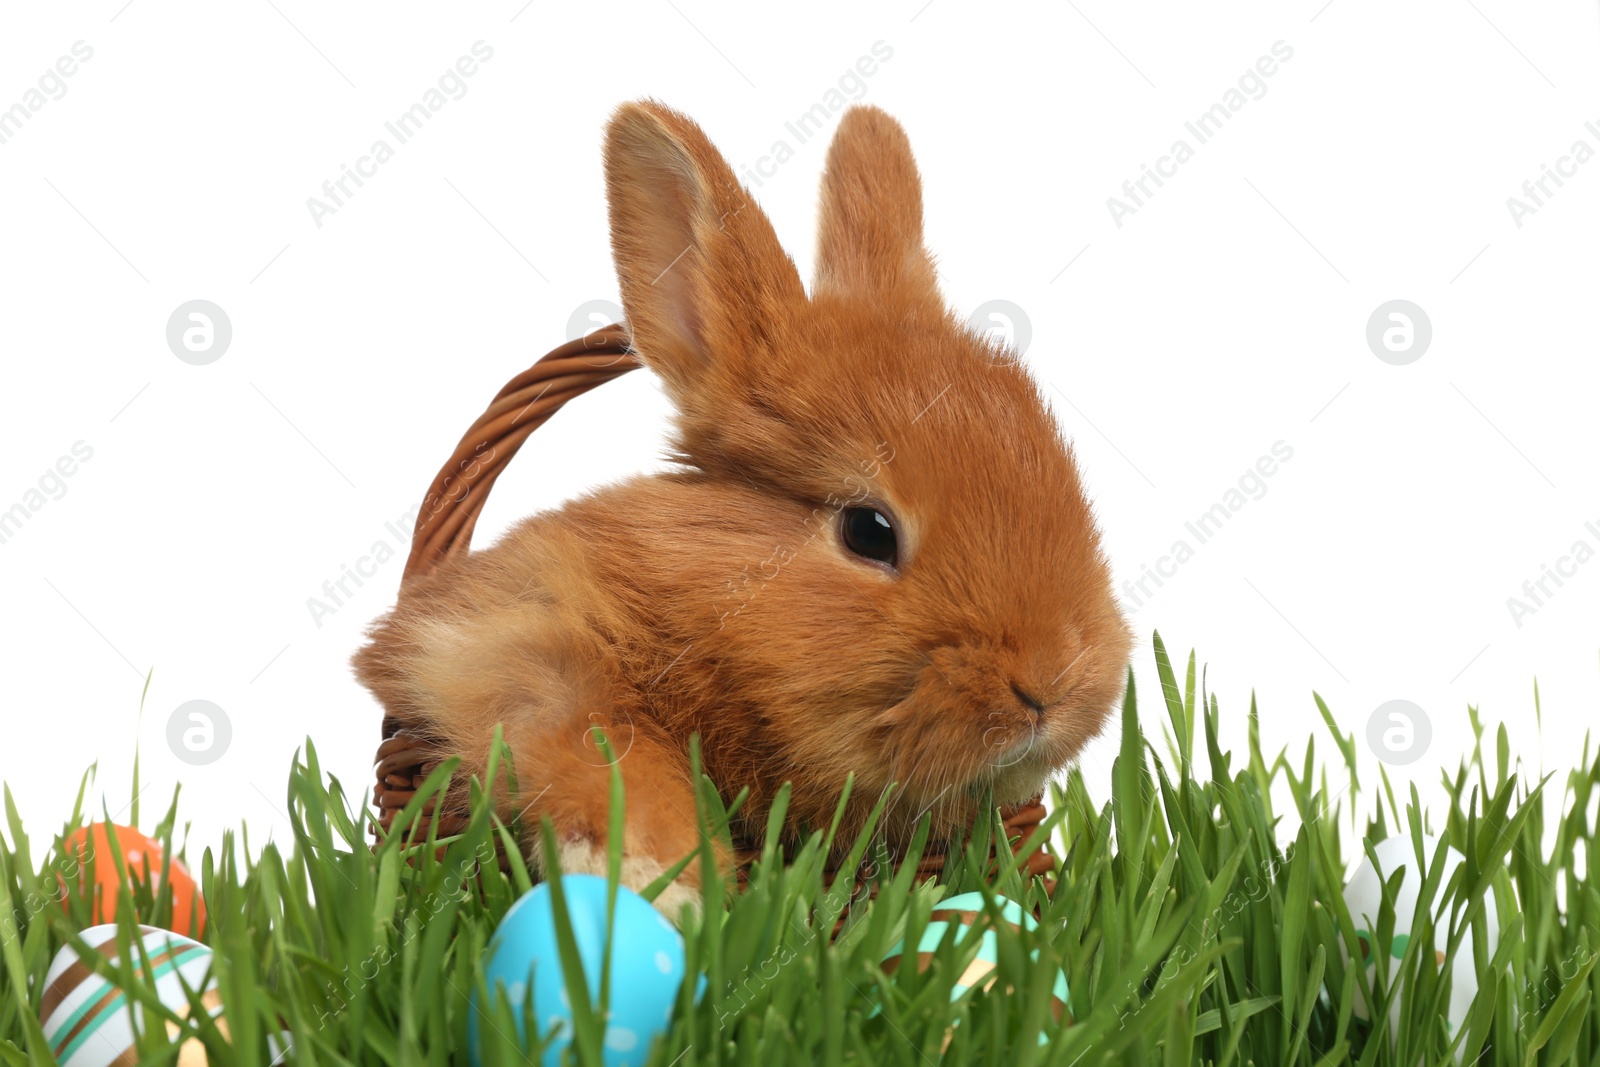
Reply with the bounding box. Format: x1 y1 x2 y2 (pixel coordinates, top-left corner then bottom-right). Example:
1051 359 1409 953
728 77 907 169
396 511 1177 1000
813 106 941 303
604 101 804 397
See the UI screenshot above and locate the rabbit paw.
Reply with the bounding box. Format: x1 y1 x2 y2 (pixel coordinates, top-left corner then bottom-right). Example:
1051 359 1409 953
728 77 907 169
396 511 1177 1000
554 838 703 928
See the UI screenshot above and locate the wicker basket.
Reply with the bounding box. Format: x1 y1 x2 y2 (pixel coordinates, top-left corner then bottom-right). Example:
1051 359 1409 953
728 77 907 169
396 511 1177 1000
370 325 1055 886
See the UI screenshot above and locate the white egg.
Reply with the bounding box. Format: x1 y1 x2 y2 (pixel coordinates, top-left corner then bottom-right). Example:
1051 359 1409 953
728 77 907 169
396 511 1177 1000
1341 834 1498 1050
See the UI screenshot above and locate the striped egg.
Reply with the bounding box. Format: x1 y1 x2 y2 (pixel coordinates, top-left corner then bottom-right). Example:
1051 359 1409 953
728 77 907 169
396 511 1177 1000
880 892 1071 1039
39 925 289 1067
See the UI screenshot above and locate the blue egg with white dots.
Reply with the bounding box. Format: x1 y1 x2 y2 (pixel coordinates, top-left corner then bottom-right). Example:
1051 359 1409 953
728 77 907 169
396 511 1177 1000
470 875 688 1067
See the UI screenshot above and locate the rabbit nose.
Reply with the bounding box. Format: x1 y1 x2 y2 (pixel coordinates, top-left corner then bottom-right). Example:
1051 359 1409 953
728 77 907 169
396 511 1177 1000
1009 680 1046 715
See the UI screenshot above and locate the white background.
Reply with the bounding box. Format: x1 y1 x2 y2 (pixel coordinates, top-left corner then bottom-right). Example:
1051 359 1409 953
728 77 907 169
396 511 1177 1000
2 1 1596 858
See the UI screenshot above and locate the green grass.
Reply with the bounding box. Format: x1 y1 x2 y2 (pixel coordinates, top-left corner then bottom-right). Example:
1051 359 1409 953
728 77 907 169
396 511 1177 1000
2 635 1597 1066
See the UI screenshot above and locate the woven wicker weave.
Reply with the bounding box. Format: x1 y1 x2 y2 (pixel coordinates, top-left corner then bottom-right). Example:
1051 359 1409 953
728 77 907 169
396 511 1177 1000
371 325 1054 884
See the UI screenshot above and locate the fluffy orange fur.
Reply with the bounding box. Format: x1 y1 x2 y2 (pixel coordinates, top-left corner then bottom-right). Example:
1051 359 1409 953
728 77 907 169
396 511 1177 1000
354 100 1132 919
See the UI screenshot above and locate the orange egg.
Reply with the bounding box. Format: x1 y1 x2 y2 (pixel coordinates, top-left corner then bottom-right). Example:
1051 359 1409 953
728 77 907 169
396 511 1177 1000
59 824 206 938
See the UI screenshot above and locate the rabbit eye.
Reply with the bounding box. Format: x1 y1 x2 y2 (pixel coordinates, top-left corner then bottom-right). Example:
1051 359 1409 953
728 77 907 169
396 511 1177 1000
841 506 898 568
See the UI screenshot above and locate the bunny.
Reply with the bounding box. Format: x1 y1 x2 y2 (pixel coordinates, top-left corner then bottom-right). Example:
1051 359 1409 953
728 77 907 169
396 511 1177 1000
354 100 1132 921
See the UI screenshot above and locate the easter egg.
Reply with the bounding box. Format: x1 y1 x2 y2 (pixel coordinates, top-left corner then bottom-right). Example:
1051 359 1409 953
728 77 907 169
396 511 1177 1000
471 875 688 1067
61 824 206 937
39 924 289 1067
1342 834 1498 1042
881 892 1070 1035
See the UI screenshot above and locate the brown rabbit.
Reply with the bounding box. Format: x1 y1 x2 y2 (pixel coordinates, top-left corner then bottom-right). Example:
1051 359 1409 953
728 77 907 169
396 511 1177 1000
354 100 1131 920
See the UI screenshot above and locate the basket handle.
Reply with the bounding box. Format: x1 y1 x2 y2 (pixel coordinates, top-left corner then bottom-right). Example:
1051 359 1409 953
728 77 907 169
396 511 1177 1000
402 324 639 584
